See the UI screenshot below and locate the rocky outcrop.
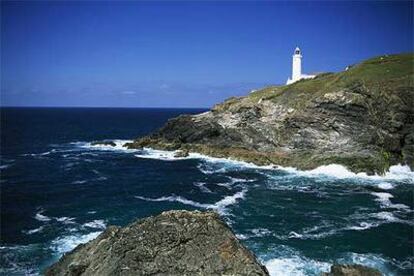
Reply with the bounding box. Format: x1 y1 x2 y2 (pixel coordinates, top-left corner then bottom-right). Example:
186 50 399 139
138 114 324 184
45 210 269 276
126 53 414 174
322 264 382 276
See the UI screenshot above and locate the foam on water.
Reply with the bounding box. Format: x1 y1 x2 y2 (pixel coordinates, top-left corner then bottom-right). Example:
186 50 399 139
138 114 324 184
278 164 414 182
377 182 394 190
75 140 135 152
24 226 45 235
337 252 394 275
34 212 51 222
135 190 246 214
83 220 106 229
135 148 194 161
193 182 213 193
50 231 102 255
132 146 414 182
75 141 414 183
262 247 331 276
371 192 410 210
55 217 76 224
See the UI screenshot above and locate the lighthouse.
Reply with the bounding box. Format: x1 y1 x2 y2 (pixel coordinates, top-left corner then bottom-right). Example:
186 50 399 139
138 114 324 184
286 47 315 85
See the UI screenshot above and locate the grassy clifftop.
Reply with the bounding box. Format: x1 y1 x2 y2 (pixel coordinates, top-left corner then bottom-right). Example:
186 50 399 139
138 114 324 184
218 53 413 111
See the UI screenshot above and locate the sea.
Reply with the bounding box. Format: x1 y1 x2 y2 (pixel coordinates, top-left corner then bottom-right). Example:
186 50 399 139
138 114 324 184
1 107 413 276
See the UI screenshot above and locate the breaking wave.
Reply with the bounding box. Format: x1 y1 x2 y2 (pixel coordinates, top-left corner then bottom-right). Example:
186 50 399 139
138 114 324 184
50 231 102 255
135 190 246 214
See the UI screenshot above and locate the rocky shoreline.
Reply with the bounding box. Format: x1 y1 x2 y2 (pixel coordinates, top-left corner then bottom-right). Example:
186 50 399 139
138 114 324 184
125 53 413 175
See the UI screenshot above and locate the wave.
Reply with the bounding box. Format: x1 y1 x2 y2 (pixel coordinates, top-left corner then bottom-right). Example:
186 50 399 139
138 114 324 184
83 220 106 230
24 226 45 235
262 246 331 276
371 192 410 210
0 164 12 170
135 148 194 161
337 252 394 276
264 257 331 276
132 147 414 182
135 190 246 214
55 217 76 224
193 182 213 193
50 231 102 255
262 247 394 276
70 141 414 182
74 140 136 152
278 164 414 183
376 182 394 190
0 244 43 276
34 212 51 222
72 180 88 184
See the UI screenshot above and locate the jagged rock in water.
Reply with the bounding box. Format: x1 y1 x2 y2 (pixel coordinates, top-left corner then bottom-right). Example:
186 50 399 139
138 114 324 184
126 53 414 174
45 210 269 276
322 264 382 276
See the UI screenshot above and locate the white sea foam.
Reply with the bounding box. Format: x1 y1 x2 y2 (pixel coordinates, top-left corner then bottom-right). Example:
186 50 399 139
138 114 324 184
22 149 57 157
337 252 391 275
264 255 331 276
72 180 88 184
193 182 213 193
25 226 45 235
75 140 135 152
132 147 414 182
135 190 245 214
83 220 106 229
371 192 410 210
50 231 102 254
135 148 194 161
55 217 76 224
0 164 11 170
34 212 51 222
278 163 414 182
377 182 394 190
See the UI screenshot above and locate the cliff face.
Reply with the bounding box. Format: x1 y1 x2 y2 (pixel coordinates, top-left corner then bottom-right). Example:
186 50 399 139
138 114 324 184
127 53 414 174
45 211 269 276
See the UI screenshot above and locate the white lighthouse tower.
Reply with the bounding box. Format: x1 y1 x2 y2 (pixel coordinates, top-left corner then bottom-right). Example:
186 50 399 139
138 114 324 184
286 47 315 85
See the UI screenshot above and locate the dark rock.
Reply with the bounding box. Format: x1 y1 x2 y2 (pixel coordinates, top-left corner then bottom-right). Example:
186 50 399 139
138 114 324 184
322 264 382 276
91 141 116 147
45 210 269 276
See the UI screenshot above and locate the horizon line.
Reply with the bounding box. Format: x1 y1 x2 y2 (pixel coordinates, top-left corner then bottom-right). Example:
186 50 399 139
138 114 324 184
0 105 210 109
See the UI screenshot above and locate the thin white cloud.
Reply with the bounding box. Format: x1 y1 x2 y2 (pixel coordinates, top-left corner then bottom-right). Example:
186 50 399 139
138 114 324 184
120 90 137 95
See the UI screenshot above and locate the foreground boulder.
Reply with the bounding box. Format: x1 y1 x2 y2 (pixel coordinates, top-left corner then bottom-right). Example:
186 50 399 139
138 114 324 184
322 264 382 276
45 210 269 276
126 53 414 174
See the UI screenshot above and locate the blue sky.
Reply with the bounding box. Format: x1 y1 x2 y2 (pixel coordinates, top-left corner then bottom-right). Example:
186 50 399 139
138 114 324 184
1 1 413 108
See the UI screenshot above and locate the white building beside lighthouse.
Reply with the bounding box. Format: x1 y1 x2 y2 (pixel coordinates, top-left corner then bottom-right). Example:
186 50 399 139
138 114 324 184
286 47 315 85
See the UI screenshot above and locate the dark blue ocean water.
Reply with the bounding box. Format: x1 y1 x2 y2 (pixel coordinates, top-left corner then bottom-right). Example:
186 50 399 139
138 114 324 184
1 107 413 276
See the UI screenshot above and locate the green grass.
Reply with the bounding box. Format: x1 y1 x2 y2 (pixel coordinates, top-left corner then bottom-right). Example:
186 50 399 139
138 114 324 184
212 53 413 115
249 53 413 105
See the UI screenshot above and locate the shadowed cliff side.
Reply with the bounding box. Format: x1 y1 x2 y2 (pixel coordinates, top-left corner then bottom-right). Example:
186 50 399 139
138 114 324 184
45 211 269 276
126 53 414 174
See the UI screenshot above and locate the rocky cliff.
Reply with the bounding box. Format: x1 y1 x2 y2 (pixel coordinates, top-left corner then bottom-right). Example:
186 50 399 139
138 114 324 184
45 210 269 276
126 53 414 174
